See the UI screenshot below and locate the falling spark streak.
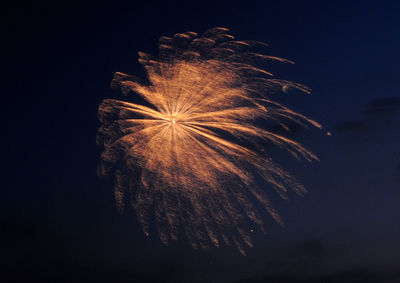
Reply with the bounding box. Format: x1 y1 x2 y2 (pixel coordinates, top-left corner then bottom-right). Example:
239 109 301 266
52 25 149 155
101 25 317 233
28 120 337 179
97 27 322 255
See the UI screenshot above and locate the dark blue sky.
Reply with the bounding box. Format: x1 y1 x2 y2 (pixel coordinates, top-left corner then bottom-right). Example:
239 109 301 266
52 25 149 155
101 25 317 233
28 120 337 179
2 1 400 282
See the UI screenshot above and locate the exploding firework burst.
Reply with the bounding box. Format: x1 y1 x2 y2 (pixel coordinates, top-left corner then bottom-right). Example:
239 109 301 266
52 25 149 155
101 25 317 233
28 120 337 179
97 27 321 255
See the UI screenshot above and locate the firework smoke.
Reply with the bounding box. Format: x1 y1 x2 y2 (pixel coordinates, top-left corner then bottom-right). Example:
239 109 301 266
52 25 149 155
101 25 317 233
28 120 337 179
97 27 321 255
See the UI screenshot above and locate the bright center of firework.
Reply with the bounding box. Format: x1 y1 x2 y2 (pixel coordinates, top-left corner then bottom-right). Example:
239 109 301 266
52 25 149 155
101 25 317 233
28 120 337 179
169 117 177 125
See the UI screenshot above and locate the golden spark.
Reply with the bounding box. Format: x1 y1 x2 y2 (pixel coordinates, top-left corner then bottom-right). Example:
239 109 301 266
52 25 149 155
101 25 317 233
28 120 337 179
97 27 321 255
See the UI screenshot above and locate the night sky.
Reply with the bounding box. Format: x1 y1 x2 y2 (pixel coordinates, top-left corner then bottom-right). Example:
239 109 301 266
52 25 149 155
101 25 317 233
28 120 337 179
3 1 400 282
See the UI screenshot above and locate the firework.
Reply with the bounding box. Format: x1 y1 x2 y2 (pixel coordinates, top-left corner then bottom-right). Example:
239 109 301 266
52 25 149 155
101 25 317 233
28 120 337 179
97 27 321 255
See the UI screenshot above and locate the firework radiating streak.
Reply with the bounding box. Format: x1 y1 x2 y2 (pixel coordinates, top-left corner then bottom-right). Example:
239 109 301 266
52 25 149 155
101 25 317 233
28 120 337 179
97 27 321 255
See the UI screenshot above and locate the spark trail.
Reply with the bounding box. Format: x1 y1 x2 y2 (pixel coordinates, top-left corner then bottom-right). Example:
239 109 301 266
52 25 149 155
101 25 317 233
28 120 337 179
97 27 321 255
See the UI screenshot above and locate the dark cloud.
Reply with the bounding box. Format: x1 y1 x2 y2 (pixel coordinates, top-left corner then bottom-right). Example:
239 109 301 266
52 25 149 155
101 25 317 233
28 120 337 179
364 96 400 117
230 238 397 283
255 239 327 279
334 96 400 142
233 269 400 283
